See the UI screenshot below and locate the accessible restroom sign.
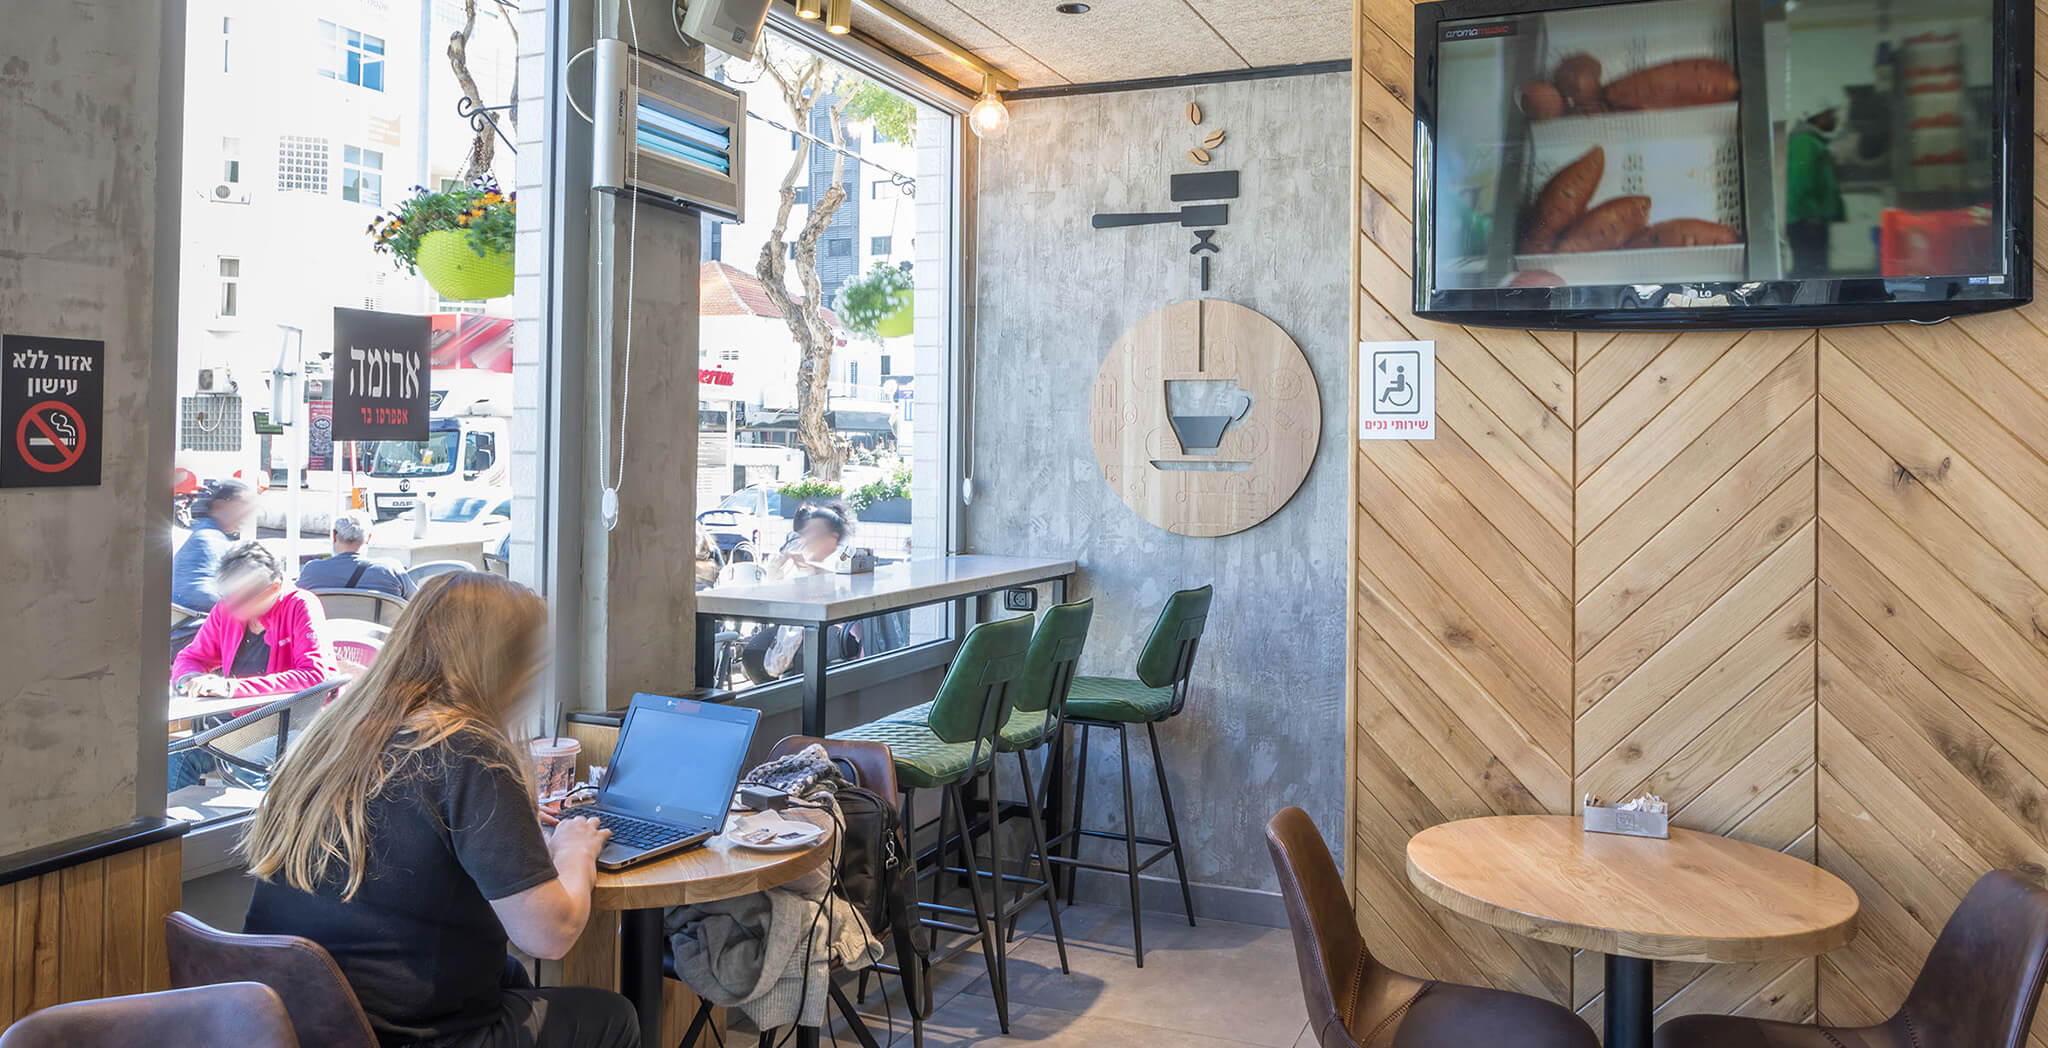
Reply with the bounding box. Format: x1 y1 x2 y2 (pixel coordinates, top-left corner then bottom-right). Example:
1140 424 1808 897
1358 340 1435 440
1 334 104 488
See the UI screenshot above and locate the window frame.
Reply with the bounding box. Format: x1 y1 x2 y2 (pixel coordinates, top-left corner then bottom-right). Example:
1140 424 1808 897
341 144 383 206
317 19 386 92
215 256 240 318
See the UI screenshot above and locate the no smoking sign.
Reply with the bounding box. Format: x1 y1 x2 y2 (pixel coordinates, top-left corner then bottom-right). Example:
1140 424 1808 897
3 334 104 488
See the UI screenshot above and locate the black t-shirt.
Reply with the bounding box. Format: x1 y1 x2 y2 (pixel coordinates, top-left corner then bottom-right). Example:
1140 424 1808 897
229 626 271 678
245 730 558 1046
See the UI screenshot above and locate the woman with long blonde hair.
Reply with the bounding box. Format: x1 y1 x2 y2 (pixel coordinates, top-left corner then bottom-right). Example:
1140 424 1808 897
242 572 636 1048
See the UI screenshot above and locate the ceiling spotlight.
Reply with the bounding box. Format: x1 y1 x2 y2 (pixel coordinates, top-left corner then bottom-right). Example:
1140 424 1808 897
1056 2 1090 11
825 0 852 33
796 0 823 18
969 72 1010 138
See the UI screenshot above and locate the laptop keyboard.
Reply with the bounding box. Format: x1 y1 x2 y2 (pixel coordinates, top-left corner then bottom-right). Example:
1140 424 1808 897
585 811 699 849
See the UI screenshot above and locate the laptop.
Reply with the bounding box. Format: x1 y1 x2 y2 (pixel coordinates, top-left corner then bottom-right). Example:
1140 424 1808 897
577 693 761 871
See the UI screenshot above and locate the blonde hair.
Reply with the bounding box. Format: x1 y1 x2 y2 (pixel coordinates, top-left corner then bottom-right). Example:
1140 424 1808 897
243 572 550 899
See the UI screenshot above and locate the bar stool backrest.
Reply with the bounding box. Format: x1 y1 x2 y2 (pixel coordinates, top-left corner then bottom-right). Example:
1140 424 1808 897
1134 585 1212 716
1014 599 1094 742
924 614 1034 749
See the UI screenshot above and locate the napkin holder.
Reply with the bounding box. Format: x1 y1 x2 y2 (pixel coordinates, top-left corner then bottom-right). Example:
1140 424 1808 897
1582 800 1669 839
832 547 876 574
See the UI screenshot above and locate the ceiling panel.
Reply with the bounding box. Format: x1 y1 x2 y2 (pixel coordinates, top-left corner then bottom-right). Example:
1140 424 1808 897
930 0 1247 84
1190 0 1350 66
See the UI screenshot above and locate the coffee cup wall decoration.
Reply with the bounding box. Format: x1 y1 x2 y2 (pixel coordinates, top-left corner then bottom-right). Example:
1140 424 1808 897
1089 299 1320 536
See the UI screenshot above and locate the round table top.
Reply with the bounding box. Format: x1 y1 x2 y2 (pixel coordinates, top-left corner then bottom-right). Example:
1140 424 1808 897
591 810 834 911
1406 815 1859 965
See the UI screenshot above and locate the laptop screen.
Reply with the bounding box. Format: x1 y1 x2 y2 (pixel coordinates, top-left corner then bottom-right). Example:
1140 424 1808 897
600 698 756 825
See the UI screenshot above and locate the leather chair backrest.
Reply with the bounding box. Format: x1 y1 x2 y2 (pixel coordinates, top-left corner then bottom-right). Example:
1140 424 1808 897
0 982 298 1048
1011 599 1094 715
1135 585 1212 689
1898 868 2048 1048
164 911 379 1048
924 614 1033 744
768 734 900 799
1266 806 1369 1048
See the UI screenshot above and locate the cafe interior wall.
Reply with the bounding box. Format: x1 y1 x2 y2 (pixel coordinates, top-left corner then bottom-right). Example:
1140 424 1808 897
0 0 180 857
1350 0 2048 1036
965 71 1353 922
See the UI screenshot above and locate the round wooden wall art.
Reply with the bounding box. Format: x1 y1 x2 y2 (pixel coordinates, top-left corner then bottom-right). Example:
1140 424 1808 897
1089 299 1320 537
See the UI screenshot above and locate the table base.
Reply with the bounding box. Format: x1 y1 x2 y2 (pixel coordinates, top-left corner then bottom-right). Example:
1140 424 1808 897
1605 954 1653 1048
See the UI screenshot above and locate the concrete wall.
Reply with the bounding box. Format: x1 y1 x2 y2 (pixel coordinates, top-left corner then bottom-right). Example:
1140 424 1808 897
966 72 1351 920
0 1 177 854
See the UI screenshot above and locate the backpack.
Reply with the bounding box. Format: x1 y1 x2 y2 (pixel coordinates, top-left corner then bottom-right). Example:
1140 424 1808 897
829 763 926 960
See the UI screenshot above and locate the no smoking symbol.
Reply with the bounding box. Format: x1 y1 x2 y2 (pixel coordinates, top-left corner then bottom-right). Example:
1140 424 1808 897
15 400 88 473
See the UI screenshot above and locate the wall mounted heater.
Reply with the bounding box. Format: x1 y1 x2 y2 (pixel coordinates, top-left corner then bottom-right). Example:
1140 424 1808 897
593 38 747 222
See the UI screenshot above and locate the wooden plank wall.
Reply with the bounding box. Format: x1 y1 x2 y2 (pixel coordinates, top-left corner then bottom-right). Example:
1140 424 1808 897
0 839 182 1028
1348 0 2048 1038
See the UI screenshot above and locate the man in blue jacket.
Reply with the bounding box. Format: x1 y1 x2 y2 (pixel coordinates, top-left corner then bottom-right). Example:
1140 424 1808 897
297 510 417 599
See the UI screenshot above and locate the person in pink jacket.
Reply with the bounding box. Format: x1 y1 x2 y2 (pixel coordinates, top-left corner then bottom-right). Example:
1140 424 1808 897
173 541 339 701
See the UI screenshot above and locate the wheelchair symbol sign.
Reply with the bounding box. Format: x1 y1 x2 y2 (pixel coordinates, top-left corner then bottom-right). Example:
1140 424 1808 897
1359 341 1434 441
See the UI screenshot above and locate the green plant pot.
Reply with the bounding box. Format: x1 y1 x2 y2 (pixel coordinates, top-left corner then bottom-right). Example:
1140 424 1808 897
417 229 514 301
875 289 913 338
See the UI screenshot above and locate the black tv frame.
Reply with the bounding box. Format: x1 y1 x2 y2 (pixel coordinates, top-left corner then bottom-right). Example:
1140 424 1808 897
1411 0 2033 331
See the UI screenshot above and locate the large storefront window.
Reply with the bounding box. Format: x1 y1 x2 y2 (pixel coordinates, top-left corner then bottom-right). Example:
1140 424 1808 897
165 0 522 829
695 30 957 690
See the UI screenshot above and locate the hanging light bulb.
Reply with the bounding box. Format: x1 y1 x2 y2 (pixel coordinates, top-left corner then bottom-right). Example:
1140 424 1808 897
825 0 852 34
968 73 1009 138
796 0 823 19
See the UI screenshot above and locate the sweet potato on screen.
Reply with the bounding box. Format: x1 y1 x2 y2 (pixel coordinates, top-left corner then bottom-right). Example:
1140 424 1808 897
1520 79 1566 120
1505 269 1566 287
1624 218 1741 249
1519 146 1604 253
1603 58 1740 110
1553 54 1604 112
1555 195 1651 253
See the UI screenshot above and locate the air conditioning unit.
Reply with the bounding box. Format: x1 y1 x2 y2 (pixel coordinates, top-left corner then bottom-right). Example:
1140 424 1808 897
209 182 251 204
197 368 216 391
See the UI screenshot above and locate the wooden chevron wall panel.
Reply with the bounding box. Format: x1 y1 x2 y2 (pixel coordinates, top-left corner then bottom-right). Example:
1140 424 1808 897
1570 331 1819 1032
1815 305 2048 1045
1350 3 2048 1040
1348 0 1577 1008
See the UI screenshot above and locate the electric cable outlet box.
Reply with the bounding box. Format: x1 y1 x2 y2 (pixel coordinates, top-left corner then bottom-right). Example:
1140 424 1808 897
1003 587 1038 612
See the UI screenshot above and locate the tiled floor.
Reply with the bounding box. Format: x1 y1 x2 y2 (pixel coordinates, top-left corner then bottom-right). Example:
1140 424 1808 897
828 902 1314 1048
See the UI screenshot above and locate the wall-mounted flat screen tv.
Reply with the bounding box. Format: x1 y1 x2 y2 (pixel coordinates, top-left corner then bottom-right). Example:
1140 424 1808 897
1413 0 2032 329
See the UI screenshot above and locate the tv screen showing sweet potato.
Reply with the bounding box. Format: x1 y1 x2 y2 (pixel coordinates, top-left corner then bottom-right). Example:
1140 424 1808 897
1414 0 2029 329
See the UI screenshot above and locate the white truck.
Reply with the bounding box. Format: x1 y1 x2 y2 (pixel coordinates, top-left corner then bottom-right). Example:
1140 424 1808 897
355 370 512 521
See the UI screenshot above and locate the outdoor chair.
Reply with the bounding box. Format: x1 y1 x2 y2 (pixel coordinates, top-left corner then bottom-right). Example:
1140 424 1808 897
168 679 344 789
308 587 407 626
406 559 473 584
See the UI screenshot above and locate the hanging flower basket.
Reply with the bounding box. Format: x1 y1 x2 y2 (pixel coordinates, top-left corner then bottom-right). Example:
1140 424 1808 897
417 229 514 300
875 289 914 338
368 175 515 301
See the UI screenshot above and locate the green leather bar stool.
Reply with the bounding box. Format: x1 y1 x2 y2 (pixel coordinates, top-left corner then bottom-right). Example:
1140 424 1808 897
1047 584 1211 967
830 613 1033 1033
880 598 1094 975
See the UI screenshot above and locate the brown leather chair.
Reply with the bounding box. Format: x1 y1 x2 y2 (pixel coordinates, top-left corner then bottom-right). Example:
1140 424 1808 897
164 910 379 1048
1266 807 1599 1048
1657 869 2048 1048
0 982 298 1047
670 735 924 1048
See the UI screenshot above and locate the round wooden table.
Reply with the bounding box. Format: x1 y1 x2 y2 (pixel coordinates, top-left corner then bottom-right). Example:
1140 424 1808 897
588 812 834 1048
1405 815 1858 1048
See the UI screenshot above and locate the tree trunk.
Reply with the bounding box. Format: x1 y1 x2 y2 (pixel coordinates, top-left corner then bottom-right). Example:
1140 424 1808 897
753 58 851 482
449 0 493 181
